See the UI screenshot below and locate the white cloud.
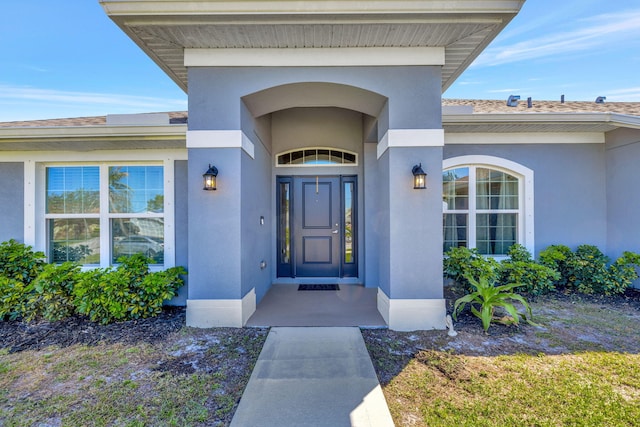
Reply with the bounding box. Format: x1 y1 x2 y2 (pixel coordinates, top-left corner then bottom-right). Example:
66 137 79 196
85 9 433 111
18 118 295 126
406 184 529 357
0 85 186 109
0 85 187 121
603 87 640 102
473 9 640 67
486 88 524 94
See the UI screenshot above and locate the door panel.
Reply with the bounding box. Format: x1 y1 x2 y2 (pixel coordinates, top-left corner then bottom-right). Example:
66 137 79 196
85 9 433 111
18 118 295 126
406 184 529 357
276 175 358 278
295 177 340 277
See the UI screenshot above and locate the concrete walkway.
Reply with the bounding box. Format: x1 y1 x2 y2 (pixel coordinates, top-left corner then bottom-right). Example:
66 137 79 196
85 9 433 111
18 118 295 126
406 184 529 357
230 327 395 427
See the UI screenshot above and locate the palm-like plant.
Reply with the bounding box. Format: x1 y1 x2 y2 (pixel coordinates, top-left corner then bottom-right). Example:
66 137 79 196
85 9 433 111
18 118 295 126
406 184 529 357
453 272 535 332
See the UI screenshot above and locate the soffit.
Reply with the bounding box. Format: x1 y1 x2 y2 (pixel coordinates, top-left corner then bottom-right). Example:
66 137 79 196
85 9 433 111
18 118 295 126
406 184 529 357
100 0 525 92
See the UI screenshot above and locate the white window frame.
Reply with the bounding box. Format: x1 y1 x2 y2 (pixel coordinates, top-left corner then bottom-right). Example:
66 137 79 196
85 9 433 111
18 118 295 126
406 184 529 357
21 150 183 270
443 155 534 257
275 147 358 167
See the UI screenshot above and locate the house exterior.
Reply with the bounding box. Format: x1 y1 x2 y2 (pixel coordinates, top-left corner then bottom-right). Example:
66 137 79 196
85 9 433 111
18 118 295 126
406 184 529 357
1 1 639 331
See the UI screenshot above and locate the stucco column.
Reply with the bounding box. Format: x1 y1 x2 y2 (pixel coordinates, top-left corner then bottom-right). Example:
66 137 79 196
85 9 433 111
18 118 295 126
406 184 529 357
185 131 257 327
375 129 446 331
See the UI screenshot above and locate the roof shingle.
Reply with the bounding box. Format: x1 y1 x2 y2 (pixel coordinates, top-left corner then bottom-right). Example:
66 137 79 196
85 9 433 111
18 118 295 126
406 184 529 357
1 101 640 128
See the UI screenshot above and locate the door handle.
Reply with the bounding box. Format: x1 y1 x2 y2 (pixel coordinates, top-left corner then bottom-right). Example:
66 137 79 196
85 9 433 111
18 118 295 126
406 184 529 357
332 230 339 234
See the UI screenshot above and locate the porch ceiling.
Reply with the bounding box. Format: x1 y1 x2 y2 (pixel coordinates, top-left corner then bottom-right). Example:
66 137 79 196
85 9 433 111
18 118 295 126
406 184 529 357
100 0 525 92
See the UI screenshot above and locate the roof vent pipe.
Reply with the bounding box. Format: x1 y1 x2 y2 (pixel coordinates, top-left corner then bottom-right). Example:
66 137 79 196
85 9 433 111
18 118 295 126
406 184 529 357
595 96 606 104
561 95 565 103
527 97 532 108
506 95 520 107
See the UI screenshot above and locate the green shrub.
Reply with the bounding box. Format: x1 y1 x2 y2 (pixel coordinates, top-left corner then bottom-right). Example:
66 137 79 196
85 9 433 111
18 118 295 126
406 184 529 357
609 251 640 292
0 276 29 320
504 243 533 263
24 262 80 322
539 244 640 296
0 239 45 284
444 247 499 290
499 245 559 296
567 245 640 295
500 261 559 296
74 254 186 324
538 245 573 289
568 245 610 294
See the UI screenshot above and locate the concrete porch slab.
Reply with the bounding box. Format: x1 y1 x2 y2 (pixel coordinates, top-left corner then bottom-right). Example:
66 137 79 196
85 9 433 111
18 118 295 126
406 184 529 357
245 284 387 328
230 327 395 427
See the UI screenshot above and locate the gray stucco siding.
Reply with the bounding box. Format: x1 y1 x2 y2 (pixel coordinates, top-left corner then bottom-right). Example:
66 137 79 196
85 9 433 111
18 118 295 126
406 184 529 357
241 127 273 303
606 128 640 261
169 160 189 305
187 147 243 300
444 143 608 255
387 146 444 299
188 66 442 130
363 143 381 289
0 163 24 243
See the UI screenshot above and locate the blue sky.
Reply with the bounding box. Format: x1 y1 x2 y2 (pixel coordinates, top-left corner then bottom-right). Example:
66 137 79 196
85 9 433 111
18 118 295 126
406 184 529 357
1 0 639 121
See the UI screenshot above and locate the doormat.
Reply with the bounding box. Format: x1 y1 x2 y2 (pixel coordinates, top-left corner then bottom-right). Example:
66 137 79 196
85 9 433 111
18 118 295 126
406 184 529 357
298 284 340 291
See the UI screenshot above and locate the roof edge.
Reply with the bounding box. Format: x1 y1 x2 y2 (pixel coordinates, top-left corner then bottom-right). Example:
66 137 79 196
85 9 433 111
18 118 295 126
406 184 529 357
443 112 640 130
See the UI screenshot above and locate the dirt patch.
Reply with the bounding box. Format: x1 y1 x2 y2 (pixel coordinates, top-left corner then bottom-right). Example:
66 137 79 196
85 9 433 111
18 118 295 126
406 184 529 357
1 309 269 427
362 287 640 385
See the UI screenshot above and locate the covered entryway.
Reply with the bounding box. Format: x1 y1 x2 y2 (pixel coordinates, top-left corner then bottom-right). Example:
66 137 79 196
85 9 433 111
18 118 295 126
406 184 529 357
277 175 357 278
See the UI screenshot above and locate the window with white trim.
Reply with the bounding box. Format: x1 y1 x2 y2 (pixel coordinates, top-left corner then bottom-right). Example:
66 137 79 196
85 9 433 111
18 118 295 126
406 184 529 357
443 163 525 256
276 148 357 166
45 164 165 265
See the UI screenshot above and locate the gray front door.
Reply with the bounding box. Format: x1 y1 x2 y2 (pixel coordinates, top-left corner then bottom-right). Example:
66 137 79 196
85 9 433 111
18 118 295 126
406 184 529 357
294 176 341 277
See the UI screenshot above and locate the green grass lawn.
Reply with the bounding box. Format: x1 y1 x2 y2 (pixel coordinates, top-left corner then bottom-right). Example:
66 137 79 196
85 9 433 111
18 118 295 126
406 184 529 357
0 328 267 427
369 291 640 427
384 350 640 427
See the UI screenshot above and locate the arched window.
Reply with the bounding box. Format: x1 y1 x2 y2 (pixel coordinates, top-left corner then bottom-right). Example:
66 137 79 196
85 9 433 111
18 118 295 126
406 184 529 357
276 148 357 167
443 156 534 256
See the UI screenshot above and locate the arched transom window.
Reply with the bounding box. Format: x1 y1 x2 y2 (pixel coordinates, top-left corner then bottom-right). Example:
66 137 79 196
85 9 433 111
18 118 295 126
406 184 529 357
443 156 534 256
276 148 357 167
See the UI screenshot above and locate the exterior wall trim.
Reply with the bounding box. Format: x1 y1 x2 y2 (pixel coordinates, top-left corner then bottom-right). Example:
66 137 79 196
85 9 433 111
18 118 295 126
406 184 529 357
186 288 256 328
377 129 445 159
445 132 605 145
377 288 446 331
186 130 255 159
185 47 445 67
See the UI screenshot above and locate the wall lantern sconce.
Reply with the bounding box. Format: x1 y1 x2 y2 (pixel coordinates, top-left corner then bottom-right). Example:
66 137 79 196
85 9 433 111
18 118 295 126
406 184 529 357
412 163 427 189
203 164 218 191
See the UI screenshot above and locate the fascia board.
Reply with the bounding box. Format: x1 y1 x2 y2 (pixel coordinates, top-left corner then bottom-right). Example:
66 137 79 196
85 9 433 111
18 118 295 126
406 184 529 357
185 47 445 67
100 1 526 16
0 124 187 142
443 113 640 130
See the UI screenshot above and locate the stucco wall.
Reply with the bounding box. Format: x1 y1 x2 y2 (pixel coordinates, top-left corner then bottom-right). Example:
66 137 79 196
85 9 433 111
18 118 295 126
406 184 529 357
606 128 640 265
169 160 189 305
271 107 363 155
188 66 442 130
241 103 273 302
187 65 444 308
187 147 243 299
0 163 24 243
388 147 444 299
444 142 608 254
363 143 381 289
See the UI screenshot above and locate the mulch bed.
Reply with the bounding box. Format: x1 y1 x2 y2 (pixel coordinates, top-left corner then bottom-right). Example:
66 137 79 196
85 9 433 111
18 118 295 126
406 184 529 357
0 307 185 353
2 288 639 354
